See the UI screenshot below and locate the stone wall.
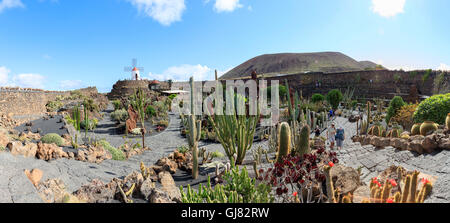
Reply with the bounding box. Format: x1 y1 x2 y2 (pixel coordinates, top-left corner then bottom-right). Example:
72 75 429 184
224 70 446 101
0 90 69 118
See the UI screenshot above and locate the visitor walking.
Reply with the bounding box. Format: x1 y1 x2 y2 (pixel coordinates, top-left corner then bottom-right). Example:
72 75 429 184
327 123 336 150
335 126 345 150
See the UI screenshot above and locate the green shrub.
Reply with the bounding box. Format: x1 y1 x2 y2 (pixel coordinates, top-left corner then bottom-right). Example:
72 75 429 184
41 133 64 146
386 96 406 123
180 166 274 203
112 100 122 111
98 140 125 160
413 93 450 124
80 118 98 130
422 69 432 83
110 109 128 122
168 94 177 100
146 106 156 118
46 100 63 112
211 150 224 159
265 85 288 100
326 89 343 109
311 93 325 103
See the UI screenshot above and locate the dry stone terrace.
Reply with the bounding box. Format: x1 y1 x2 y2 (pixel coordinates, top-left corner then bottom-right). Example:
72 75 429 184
0 106 449 203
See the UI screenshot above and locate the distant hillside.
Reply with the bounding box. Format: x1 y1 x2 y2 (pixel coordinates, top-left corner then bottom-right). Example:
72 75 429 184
220 52 380 79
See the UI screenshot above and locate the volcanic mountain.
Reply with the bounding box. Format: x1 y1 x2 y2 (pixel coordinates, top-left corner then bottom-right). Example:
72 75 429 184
219 52 381 79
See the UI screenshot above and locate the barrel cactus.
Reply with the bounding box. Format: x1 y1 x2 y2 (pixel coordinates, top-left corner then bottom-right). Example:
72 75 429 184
411 123 421 136
420 121 438 136
276 122 291 163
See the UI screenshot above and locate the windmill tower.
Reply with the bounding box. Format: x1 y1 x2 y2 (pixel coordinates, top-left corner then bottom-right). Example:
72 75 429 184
124 58 144 80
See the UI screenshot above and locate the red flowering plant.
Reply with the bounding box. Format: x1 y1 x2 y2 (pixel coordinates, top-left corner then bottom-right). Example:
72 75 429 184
257 147 339 203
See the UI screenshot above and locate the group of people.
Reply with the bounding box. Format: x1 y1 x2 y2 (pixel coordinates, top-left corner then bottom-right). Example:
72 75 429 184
314 122 345 150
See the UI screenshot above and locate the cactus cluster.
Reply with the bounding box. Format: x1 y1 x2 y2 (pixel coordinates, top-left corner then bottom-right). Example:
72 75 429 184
276 122 311 162
180 166 274 203
364 170 432 203
207 78 259 165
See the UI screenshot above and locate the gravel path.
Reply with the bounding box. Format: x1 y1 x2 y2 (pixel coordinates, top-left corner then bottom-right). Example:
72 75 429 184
328 116 450 203
0 106 262 203
1 111 448 203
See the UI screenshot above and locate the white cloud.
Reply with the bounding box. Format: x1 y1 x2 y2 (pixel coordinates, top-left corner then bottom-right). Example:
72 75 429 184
0 0 24 13
148 64 213 81
59 80 84 90
0 66 10 85
12 73 46 88
127 0 186 26
147 65 233 82
214 0 243 13
371 0 405 18
437 63 450 71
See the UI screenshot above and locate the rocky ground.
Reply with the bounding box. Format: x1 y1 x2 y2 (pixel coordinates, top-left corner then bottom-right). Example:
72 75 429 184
0 110 449 203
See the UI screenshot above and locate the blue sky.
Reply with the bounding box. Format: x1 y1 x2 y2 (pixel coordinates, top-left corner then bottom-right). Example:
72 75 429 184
0 0 449 93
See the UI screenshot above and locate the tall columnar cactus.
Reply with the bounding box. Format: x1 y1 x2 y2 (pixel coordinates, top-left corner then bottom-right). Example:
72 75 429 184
367 101 371 124
324 165 336 203
73 104 81 131
296 124 311 157
83 102 89 139
285 79 301 124
187 77 201 179
276 122 291 163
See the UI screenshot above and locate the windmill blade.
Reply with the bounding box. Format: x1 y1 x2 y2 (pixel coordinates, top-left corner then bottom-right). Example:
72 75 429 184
124 67 133 72
132 58 137 67
137 67 144 72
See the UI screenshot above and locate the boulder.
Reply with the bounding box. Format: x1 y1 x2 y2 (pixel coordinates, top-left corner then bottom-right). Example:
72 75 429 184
439 137 450 150
126 105 138 133
330 164 362 195
156 157 178 174
408 140 424 153
149 188 175 203
36 142 68 161
158 171 181 202
8 141 38 158
19 131 41 141
24 169 43 187
422 134 438 153
35 179 71 203
73 179 118 203
0 128 9 148
140 178 155 199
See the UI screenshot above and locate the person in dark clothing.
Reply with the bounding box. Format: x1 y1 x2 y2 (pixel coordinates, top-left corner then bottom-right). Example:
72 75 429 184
314 126 321 137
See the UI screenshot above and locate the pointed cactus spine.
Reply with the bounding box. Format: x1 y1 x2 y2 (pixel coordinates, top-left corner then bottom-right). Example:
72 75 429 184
298 124 311 156
276 122 291 163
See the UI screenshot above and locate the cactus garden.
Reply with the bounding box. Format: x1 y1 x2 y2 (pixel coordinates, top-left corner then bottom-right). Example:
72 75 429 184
1 1 450 209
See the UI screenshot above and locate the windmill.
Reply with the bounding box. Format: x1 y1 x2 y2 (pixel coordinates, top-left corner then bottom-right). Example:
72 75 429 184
124 58 145 80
